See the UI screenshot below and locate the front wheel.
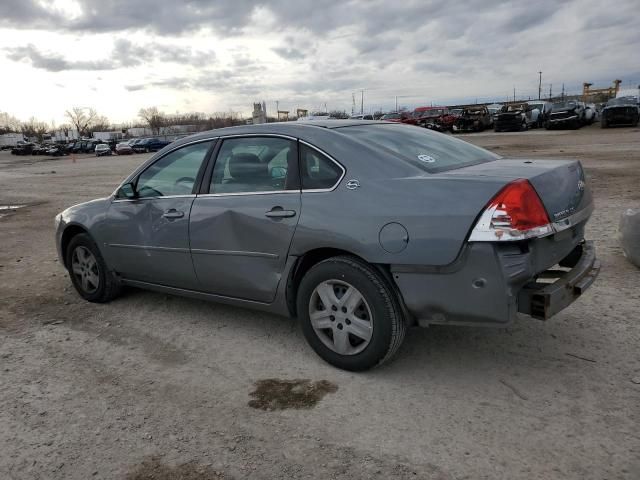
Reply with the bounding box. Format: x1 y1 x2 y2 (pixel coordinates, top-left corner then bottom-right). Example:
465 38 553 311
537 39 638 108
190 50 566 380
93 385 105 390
66 233 121 303
297 256 406 371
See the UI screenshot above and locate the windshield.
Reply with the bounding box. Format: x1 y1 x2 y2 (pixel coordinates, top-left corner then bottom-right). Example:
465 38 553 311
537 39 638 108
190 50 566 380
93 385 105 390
528 103 544 110
338 123 500 173
552 101 576 111
607 96 638 106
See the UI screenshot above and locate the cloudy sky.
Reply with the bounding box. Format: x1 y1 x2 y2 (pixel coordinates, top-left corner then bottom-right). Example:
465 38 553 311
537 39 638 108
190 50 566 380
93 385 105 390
1 0 639 124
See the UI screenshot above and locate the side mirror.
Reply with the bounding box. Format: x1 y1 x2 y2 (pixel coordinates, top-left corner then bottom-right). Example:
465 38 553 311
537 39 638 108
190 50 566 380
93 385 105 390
117 182 137 199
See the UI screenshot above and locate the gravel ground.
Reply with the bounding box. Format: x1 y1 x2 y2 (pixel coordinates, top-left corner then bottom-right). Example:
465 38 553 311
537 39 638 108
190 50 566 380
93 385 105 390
1 125 639 479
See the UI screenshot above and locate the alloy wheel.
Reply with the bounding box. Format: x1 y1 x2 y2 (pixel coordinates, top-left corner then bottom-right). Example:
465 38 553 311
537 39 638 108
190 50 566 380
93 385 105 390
71 246 100 294
309 280 373 356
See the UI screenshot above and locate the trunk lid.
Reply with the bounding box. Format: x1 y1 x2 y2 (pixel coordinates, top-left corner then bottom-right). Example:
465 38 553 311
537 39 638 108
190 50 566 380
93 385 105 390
439 158 592 222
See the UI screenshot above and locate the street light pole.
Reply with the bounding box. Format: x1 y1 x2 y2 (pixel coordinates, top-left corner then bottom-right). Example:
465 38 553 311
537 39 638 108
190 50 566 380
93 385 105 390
538 71 542 100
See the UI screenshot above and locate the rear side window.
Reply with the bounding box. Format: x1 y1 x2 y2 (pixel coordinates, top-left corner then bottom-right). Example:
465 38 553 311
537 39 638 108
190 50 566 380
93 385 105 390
340 124 499 173
210 137 298 194
300 144 343 190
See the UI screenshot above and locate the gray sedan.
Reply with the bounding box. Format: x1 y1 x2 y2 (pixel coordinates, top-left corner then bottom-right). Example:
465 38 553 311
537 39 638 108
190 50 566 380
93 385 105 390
55 121 599 370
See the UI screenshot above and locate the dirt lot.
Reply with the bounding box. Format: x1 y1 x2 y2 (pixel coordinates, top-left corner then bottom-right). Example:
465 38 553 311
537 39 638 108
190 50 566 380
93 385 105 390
1 125 639 479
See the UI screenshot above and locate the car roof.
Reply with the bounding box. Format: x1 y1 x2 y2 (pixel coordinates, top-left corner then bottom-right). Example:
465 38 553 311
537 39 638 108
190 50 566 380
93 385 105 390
156 121 405 170
170 120 390 145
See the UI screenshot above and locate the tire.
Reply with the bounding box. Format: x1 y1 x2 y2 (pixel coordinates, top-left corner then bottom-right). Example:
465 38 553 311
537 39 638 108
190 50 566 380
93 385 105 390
297 256 406 371
601 117 607 128
66 233 121 303
520 121 528 131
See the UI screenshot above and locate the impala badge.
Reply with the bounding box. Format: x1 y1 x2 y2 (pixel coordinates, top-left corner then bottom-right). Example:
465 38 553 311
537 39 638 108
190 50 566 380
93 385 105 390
346 179 360 190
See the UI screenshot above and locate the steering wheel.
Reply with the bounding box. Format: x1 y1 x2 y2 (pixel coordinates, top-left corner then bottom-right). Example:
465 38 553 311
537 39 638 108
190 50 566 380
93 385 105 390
175 176 195 186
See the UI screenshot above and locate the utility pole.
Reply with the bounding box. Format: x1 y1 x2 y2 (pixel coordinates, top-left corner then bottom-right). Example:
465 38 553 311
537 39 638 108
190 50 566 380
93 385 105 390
561 83 565 100
360 89 364 115
513 87 516 102
549 84 552 100
538 71 542 100
395 95 398 112
351 93 356 115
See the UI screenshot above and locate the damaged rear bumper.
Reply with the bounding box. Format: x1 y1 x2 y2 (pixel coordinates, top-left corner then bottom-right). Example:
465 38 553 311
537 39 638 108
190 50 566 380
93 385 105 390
517 241 599 319
391 231 598 327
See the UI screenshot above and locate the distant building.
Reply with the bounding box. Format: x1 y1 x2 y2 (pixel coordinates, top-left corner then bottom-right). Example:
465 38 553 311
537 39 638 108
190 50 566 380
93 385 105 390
252 102 267 124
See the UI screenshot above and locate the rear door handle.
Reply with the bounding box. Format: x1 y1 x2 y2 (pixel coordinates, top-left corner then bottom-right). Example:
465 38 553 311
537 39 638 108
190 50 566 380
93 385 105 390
265 207 296 218
163 209 184 219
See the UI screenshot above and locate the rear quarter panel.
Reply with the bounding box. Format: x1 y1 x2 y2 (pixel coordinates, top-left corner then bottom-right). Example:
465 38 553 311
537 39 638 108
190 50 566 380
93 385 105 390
291 175 508 266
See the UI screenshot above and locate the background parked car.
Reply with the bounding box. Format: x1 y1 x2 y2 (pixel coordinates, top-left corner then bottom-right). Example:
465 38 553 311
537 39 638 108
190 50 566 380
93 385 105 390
409 107 452 131
132 137 172 153
95 143 112 157
46 145 66 156
115 142 134 155
600 96 639 128
583 103 597 125
486 104 503 128
380 112 405 123
546 101 585 129
68 139 101 154
526 101 552 128
494 104 530 132
452 106 492 132
348 114 374 120
11 141 35 155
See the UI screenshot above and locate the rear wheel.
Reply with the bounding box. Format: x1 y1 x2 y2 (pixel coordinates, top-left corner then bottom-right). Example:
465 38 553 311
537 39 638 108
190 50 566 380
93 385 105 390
297 256 406 371
66 233 121 303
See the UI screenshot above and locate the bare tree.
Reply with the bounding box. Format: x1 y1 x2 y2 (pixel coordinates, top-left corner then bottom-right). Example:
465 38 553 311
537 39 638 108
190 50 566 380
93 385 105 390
0 111 22 134
138 107 166 135
89 115 111 134
65 107 97 138
328 110 349 119
58 123 72 141
21 117 49 142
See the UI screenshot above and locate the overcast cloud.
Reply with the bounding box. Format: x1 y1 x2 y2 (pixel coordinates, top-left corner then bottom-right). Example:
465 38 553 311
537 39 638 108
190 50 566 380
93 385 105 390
0 0 638 123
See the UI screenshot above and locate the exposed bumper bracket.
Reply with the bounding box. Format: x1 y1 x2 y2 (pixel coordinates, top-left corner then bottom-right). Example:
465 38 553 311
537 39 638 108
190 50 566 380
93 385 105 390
518 241 599 320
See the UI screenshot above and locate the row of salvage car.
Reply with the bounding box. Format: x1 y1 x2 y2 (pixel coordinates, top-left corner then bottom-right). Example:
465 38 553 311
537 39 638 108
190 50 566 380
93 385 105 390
379 96 639 133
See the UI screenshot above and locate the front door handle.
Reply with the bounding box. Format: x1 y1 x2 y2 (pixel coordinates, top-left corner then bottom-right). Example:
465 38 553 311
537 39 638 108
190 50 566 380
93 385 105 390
163 209 184 219
265 207 296 218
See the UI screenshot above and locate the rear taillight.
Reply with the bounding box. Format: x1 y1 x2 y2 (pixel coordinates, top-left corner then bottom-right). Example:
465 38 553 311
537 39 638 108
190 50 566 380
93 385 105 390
469 179 554 241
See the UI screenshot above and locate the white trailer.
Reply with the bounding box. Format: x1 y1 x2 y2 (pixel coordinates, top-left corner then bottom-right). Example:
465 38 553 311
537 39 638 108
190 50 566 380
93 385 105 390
0 133 24 147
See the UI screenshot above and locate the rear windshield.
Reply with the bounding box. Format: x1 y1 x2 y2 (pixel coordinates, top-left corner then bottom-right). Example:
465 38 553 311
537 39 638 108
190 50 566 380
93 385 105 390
338 123 500 173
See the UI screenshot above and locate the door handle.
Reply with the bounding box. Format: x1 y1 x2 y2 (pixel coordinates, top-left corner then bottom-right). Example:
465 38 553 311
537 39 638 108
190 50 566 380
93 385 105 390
265 207 296 218
163 209 184 219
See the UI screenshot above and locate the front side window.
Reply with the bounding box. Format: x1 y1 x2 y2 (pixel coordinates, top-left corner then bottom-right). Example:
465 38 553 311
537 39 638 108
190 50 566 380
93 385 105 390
300 144 343 190
210 137 298 194
136 141 212 198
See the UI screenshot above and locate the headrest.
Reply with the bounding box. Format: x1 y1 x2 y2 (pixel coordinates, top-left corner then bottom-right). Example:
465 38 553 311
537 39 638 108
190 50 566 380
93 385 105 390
228 153 266 181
